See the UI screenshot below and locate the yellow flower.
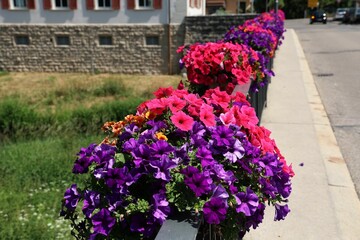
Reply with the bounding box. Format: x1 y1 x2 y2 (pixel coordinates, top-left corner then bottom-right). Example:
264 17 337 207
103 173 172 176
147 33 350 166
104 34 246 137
155 132 168 141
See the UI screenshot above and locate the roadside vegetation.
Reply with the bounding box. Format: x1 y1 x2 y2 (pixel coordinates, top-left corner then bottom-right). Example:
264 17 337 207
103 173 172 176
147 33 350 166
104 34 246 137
0 72 180 239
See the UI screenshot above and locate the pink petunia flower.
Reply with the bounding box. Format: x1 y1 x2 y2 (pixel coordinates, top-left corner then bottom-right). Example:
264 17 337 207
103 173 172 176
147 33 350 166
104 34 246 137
200 104 216 127
170 111 194 131
220 111 236 126
167 96 187 113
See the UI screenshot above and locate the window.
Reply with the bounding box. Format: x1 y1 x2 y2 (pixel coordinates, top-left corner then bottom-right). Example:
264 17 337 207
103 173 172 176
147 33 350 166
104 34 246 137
97 0 111 8
15 35 30 45
13 0 27 8
2 0 35 9
99 36 113 46
54 0 68 8
56 35 70 46
127 0 161 10
145 36 159 46
137 0 152 9
43 0 76 10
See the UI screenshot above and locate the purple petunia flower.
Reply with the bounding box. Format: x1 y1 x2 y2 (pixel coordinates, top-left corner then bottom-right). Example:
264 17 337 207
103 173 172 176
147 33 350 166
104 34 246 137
150 140 174 158
272 171 292 198
181 166 200 178
245 203 266 230
105 166 133 192
211 125 235 147
131 143 152 167
184 170 213 197
203 197 228 224
90 144 116 169
258 153 282 177
82 190 100 218
72 143 97 174
63 184 81 210
147 120 167 130
212 185 229 205
259 177 277 198
119 123 140 142
196 145 215 167
91 208 116 237
234 188 259 216
173 144 190 164
191 121 207 137
123 138 139 153
274 204 290 221
130 213 158 237
210 163 236 186
224 139 245 163
149 155 177 182
152 193 171 224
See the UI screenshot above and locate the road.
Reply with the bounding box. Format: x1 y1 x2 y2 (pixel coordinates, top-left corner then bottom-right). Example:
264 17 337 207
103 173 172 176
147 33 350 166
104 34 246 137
286 19 360 198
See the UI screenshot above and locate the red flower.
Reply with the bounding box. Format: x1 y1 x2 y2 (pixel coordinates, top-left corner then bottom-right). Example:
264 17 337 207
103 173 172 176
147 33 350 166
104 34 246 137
153 87 174 99
170 111 194 131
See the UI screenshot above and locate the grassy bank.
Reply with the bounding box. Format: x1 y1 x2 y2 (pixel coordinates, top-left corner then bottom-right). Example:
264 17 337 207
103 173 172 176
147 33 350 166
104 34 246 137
0 72 180 239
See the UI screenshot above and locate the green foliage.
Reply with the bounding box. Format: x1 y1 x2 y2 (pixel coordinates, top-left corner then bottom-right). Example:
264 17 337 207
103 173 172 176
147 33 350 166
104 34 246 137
93 78 128 97
0 70 9 77
0 135 100 239
0 97 142 141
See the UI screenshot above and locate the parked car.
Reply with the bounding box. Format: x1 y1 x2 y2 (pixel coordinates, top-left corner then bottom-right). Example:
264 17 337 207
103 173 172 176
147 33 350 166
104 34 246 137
310 10 327 24
354 8 360 23
334 8 348 21
342 8 356 23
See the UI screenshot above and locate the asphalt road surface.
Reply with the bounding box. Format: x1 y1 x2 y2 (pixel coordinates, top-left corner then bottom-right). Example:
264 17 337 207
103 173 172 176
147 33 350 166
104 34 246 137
286 19 360 198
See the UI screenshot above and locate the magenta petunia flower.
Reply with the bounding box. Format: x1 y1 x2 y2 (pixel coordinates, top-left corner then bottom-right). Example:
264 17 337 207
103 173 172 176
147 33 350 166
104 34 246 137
170 111 194 131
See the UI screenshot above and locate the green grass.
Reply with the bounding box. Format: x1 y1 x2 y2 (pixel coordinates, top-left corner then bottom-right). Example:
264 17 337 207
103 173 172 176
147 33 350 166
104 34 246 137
0 135 102 239
0 72 180 239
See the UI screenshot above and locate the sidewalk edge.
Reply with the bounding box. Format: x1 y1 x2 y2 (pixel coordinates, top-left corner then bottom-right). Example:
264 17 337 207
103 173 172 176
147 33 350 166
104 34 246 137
291 29 360 239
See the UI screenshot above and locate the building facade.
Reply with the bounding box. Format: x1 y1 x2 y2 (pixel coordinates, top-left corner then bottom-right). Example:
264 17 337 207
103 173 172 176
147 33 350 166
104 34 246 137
206 0 252 15
0 0 205 74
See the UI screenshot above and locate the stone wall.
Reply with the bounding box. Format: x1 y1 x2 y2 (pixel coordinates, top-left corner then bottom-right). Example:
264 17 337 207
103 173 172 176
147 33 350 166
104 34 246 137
0 14 258 74
184 14 258 44
0 24 185 74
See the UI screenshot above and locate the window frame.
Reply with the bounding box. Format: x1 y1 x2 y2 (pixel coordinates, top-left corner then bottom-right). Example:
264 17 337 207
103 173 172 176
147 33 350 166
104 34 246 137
52 0 69 10
55 35 71 46
145 35 160 46
14 35 30 46
98 35 113 46
136 0 153 10
11 0 27 10
96 0 112 10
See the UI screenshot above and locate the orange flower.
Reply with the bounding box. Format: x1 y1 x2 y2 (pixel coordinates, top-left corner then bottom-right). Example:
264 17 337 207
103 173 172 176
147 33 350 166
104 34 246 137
155 132 168 141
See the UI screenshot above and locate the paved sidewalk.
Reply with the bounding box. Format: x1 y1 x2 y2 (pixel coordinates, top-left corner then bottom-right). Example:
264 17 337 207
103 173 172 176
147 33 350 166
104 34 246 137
244 29 360 240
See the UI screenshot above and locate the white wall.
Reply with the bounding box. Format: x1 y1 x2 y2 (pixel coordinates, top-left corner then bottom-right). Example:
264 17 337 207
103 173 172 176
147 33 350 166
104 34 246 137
0 0 170 24
187 0 206 16
0 0 206 24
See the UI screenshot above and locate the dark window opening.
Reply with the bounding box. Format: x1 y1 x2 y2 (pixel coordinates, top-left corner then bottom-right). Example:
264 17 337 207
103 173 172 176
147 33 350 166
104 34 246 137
15 35 30 45
56 35 70 45
99 36 113 45
55 0 68 8
98 0 111 8
146 36 159 45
